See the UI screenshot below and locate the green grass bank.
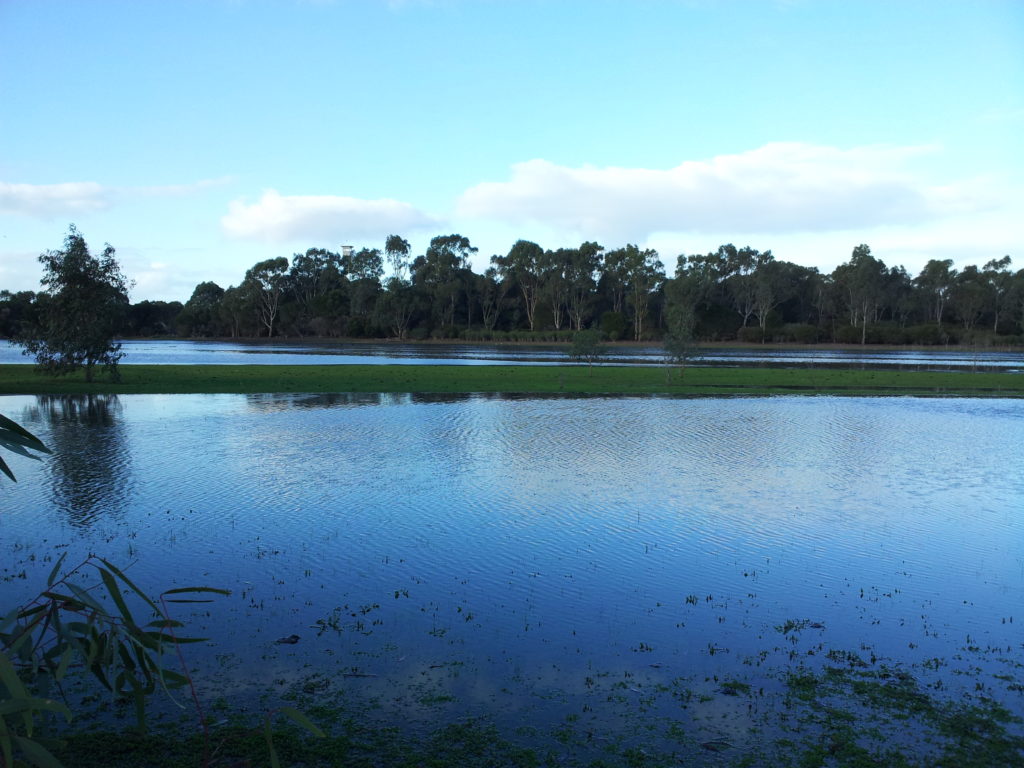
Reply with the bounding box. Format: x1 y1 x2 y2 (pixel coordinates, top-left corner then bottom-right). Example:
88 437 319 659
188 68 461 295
0 363 1021 397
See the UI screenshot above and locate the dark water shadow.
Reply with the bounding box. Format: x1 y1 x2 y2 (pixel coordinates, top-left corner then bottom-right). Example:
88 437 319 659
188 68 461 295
24 394 132 527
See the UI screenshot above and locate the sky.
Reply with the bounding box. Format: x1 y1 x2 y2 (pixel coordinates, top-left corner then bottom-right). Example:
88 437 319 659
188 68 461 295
1 0 1022 304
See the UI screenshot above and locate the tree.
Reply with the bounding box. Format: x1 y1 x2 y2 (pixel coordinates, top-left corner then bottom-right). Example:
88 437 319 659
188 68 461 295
983 256 1013 333
566 242 602 331
413 234 477 331
915 258 956 326
492 240 543 331
620 244 664 341
568 328 607 371
244 257 289 337
177 281 225 337
385 235 412 282
832 245 887 344
16 226 131 382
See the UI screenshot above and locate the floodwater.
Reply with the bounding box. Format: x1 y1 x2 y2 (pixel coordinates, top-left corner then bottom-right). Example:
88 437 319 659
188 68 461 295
1 393 1023 761
3 338 1022 370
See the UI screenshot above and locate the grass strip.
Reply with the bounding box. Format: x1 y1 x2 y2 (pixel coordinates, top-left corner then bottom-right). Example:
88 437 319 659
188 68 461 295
0 363 1021 397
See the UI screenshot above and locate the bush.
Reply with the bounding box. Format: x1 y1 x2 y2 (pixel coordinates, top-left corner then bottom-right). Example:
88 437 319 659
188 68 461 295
864 323 908 345
774 324 821 344
600 312 627 342
834 325 862 344
736 326 764 343
905 324 948 345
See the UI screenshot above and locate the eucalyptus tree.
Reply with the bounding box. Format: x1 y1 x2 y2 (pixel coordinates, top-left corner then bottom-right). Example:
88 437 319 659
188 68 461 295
540 248 572 330
343 248 384 321
723 244 766 329
832 245 887 344
492 239 543 331
983 255 1014 333
600 246 630 316
620 244 664 341
377 277 416 339
752 256 787 340
952 265 988 331
385 234 412 282
413 234 477 330
565 241 602 331
16 225 131 381
915 258 957 326
244 256 289 337
479 266 510 331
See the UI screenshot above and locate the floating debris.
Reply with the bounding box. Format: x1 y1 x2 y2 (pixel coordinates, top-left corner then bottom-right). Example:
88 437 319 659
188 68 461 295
275 634 300 645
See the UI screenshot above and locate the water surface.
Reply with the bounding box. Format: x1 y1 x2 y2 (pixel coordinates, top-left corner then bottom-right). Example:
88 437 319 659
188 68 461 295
1 393 1022 759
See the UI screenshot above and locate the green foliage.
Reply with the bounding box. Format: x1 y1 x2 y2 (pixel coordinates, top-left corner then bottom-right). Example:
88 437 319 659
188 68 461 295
15 226 131 382
599 311 627 341
0 414 50 483
567 329 607 369
0 554 229 767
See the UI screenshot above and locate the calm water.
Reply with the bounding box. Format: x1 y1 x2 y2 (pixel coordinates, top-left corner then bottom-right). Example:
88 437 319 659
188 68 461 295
3 338 1022 370
2 393 1023 759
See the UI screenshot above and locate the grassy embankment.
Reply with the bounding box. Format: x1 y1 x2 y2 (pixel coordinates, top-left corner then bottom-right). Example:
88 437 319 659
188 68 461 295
0 362 1021 397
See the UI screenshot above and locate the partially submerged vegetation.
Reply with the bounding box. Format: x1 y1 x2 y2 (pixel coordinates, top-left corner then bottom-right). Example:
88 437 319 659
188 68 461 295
0 362 1021 397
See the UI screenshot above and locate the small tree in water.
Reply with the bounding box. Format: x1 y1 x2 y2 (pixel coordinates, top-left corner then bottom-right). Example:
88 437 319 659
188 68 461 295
17 225 131 382
663 305 701 381
568 328 607 372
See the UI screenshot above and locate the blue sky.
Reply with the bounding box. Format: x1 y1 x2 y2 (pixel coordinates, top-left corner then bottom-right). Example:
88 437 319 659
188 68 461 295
2 0 1022 302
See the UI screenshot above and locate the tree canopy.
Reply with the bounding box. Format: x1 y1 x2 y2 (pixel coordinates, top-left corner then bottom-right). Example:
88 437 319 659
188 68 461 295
15 226 131 381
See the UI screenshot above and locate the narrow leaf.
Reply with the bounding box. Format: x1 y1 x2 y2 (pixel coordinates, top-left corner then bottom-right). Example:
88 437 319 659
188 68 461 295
97 559 158 612
100 569 135 625
278 706 326 738
161 587 230 597
46 552 68 587
13 734 65 768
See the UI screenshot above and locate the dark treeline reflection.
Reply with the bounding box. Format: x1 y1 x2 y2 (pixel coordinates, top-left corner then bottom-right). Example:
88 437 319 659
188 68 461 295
243 390 673 413
26 394 131 526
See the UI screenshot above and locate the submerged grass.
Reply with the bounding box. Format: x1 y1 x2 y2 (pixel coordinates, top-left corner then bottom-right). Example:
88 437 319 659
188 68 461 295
1 363 1021 397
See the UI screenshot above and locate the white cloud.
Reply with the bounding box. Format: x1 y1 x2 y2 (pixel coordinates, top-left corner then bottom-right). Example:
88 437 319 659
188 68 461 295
456 143 999 243
0 178 232 219
0 182 113 218
221 189 440 243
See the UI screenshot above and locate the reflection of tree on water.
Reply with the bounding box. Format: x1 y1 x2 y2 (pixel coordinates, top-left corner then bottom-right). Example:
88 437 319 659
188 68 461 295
25 394 131 526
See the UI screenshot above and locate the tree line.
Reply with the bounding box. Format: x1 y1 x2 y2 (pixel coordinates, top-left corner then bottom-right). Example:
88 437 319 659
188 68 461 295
2 229 1022 348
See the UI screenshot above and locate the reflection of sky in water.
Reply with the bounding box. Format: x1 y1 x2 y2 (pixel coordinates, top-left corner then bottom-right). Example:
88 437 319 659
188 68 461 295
3 338 1022 369
2 393 1022 751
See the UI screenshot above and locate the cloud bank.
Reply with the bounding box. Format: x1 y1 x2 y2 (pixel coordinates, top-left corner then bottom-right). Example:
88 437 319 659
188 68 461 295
0 182 113 218
457 143 994 243
0 178 232 219
222 189 440 243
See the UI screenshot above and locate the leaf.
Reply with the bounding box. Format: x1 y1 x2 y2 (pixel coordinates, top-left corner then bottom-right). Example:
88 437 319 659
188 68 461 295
161 587 231 597
46 552 68 589
0 697 72 720
162 598 219 604
0 714 12 768
54 646 73 683
0 454 14 482
97 559 158 613
99 569 134 626
264 716 281 768
0 414 50 453
277 706 326 738
13 734 65 768
63 583 107 615
0 651 29 699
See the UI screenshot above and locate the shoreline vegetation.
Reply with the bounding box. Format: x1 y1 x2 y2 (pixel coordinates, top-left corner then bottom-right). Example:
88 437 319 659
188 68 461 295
0 362 1021 397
